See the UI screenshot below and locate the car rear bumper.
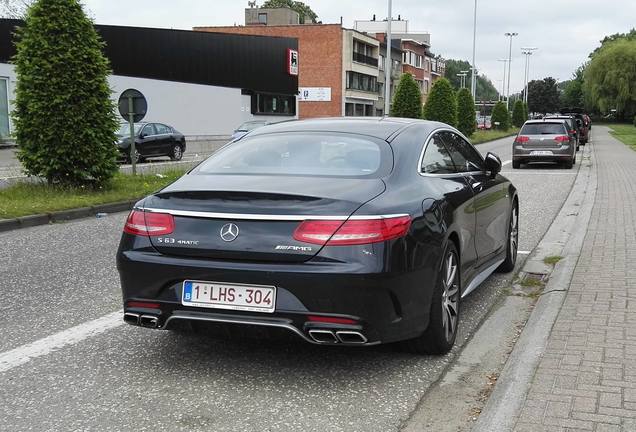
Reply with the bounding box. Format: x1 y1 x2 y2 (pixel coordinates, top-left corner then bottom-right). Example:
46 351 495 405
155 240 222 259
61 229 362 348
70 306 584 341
117 249 435 346
513 148 573 163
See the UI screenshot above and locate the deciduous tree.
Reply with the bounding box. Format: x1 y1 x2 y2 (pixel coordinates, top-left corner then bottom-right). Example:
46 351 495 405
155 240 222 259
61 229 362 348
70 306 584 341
584 38 636 120
527 77 560 115
261 0 318 23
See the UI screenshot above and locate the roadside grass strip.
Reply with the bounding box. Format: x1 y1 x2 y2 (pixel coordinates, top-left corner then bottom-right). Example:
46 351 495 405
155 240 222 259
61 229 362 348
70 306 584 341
471 128 519 145
607 123 636 151
0 169 185 219
0 311 123 373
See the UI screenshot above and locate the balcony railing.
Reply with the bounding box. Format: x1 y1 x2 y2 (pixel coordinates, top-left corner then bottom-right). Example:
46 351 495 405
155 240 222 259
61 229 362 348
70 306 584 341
353 52 379 67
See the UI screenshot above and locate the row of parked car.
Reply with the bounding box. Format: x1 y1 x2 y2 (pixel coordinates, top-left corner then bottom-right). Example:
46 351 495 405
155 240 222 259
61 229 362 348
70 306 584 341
512 109 592 169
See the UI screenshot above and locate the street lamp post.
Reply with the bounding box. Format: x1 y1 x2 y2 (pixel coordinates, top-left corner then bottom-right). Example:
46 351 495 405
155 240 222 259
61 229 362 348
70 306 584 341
504 32 518 111
521 47 537 104
383 0 392 116
497 58 509 103
470 0 478 98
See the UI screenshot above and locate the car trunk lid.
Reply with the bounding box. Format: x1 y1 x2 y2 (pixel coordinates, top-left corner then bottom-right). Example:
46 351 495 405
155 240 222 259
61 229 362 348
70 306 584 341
142 174 386 262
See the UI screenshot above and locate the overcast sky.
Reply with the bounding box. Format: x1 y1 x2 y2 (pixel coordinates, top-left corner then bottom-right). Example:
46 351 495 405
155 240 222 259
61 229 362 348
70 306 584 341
81 0 635 95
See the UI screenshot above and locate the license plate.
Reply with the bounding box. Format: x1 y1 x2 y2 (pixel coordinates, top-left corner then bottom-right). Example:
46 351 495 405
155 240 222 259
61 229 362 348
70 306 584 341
182 280 276 313
530 150 553 156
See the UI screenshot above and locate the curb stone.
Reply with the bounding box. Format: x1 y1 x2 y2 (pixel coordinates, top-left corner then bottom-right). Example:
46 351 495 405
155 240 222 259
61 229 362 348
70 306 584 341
472 141 598 431
0 199 138 233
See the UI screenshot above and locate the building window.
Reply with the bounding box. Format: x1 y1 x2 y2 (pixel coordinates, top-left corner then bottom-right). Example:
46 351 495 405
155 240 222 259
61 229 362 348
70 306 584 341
347 72 377 93
424 79 430 94
258 13 267 25
416 55 422 68
379 54 385 71
253 93 296 116
353 40 378 67
345 103 354 116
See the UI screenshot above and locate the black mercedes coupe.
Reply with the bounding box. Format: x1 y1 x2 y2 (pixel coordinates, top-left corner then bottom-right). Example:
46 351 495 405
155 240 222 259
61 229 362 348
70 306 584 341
117 118 519 354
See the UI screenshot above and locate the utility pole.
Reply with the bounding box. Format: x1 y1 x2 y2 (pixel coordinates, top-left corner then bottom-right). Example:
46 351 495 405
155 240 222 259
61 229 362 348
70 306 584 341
470 0 478 98
384 0 393 116
504 32 518 111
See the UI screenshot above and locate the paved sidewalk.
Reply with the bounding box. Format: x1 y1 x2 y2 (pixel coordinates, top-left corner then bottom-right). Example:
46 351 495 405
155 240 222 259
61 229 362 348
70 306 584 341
512 127 636 431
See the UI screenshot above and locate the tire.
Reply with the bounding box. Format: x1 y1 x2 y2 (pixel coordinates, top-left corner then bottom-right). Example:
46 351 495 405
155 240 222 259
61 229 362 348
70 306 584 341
497 203 519 273
403 242 460 355
512 160 521 169
170 144 184 161
573 154 577 165
564 158 574 169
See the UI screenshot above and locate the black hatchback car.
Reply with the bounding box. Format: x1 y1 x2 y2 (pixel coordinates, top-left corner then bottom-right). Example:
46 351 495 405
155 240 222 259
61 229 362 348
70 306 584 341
116 122 186 163
117 118 519 354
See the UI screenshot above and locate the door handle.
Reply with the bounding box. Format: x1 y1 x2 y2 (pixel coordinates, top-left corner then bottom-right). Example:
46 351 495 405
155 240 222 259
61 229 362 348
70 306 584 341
472 182 482 189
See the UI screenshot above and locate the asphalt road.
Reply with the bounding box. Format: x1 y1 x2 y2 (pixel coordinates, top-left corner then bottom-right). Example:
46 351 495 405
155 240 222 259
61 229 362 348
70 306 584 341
0 134 581 432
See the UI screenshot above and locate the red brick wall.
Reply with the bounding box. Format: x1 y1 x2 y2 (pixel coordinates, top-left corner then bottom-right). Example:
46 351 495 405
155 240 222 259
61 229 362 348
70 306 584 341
195 25 343 119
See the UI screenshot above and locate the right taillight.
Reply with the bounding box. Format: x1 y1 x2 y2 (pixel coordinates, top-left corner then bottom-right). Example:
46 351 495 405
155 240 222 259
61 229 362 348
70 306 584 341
554 135 570 142
293 216 412 246
515 135 529 143
123 210 174 236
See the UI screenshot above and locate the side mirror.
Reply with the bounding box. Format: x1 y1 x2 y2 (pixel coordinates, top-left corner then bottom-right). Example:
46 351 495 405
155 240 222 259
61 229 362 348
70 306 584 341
485 152 502 177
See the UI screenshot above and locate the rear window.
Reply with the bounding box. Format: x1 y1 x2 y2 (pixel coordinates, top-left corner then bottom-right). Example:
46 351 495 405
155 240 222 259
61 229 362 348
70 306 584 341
195 132 390 178
520 123 567 135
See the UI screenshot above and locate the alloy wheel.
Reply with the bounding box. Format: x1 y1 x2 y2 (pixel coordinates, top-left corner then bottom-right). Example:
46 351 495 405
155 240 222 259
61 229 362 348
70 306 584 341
441 251 460 342
510 207 519 264
173 145 183 160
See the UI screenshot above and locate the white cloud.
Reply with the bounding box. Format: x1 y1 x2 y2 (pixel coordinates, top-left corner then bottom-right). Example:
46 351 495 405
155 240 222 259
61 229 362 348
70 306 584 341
81 0 636 94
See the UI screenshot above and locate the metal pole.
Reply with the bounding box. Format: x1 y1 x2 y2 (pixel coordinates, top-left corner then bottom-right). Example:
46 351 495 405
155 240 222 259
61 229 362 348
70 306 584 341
128 96 136 175
522 52 528 104
505 32 517 111
383 0 392 116
497 59 508 102
525 52 532 104
470 0 477 98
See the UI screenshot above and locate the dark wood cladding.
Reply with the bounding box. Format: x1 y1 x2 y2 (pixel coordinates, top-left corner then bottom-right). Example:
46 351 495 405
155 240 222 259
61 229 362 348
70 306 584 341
0 19 298 95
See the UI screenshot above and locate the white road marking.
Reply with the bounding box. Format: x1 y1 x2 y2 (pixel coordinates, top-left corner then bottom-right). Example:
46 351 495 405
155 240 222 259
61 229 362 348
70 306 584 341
518 251 531 255
0 310 123 373
502 160 512 166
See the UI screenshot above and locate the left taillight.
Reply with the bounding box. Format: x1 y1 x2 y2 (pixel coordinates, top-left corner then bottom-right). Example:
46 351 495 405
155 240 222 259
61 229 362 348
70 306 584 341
123 210 174 236
293 215 412 246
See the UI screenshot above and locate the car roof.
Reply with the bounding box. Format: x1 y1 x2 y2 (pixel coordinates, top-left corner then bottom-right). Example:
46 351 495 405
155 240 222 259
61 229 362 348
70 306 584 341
247 117 439 141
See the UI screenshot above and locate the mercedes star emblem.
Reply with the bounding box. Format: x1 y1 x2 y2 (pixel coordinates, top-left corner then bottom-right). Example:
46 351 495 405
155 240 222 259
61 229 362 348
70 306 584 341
220 223 240 242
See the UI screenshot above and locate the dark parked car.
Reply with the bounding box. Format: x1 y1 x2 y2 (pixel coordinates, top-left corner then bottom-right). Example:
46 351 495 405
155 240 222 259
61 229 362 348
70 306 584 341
513 119 576 169
545 115 580 151
559 109 589 144
116 122 186 163
117 118 519 354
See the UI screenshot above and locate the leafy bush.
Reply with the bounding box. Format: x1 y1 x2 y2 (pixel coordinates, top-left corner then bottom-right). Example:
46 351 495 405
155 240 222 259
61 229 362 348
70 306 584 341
13 0 119 186
423 78 457 127
491 101 511 130
391 73 423 119
512 100 526 127
633 115 636 127
456 88 476 136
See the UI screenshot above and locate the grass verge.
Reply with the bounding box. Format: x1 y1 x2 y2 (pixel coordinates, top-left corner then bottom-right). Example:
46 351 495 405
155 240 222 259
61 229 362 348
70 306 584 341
607 124 636 151
0 169 185 219
470 128 519 145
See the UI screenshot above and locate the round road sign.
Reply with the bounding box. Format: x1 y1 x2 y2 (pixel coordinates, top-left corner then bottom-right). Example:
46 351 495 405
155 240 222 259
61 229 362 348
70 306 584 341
118 89 147 123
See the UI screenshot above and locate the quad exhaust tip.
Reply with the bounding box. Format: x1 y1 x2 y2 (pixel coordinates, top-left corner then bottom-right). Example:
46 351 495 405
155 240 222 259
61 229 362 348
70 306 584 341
336 331 368 344
139 315 159 328
123 312 139 325
308 329 338 344
308 329 368 344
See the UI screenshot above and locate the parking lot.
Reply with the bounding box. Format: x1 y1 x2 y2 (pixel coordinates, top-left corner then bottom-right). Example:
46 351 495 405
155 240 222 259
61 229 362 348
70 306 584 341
0 133 581 432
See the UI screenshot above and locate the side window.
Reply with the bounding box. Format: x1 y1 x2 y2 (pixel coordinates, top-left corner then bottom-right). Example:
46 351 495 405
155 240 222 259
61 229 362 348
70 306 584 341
420 133 455 174
441 132 485 172
142 124 156 136
155 124 170 134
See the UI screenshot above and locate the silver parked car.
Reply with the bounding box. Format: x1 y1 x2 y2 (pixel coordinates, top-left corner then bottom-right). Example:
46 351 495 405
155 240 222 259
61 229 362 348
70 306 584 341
230 120 269 141
512 120 576 169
